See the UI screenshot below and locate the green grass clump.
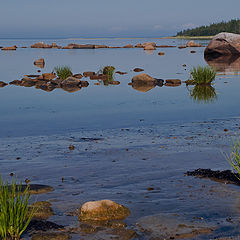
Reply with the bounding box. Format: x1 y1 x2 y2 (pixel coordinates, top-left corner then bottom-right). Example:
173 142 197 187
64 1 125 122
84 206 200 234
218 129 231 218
191 66 216 85
102 66 115 81
190 85 217 103
54 66 72 80
0 178 34 240
226 139 240 180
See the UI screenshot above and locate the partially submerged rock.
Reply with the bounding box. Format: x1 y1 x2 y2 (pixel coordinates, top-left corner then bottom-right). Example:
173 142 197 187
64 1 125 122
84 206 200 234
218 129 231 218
1 45 17 50
30 201 54 220
205 32 240 59
132 73 156 85
19 184 54 195
94 45 108 48
31 232 71 240
0 81 8 87
34 58 45 68
137 214 214 239
41 73 56 80
61 77 81 86
178 45 187 49
186 40 202 47
123 44 134 48
78 200 130 222
144 45 156 50
165 79 181 87
83 71 95 77
186 168 240 185
133 68 144 72
31 42 52 48
73 73 83 79
63 43 95 49
115 71 127 75
27 219 63 233
157 45 176 48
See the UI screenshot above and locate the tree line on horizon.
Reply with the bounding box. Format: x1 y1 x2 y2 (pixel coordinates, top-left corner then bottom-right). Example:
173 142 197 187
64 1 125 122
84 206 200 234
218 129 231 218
176 19 240 36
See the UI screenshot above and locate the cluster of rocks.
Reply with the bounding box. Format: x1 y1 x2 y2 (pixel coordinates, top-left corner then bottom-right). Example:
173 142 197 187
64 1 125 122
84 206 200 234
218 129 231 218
9 73 89 93
130 73 182 92
0 40 201 51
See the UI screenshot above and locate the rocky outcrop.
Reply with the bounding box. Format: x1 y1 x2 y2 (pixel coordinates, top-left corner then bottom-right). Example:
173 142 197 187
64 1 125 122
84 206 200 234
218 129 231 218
63 44 95 49
1 46 17 50
186 40 202 47
78 200 130 221
31 42 52 48
205 32 240 59
34 58 45 68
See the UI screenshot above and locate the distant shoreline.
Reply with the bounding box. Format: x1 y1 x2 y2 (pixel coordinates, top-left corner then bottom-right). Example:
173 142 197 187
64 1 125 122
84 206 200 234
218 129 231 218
0 36 213 40
163 36 213 40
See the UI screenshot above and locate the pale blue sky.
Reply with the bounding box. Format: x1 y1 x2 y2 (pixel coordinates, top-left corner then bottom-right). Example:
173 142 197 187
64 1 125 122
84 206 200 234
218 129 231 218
0 0 239 38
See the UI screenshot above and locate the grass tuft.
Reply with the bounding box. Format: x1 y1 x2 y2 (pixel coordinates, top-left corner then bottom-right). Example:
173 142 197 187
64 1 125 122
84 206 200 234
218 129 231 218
54 66 72 80
226 139 240 181
0 177 34 240
190 66 216 85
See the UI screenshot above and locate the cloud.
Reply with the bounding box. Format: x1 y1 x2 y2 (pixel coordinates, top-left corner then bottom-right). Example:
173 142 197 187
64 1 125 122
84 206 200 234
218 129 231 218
110 26 128 32
181 23 197 29
153 25 163 30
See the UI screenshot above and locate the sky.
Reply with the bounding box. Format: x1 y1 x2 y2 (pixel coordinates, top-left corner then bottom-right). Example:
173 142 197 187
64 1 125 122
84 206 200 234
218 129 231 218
0 0 239 38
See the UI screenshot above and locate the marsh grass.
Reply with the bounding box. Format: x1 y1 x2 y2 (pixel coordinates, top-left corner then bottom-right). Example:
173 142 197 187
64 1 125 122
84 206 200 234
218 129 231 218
54 66 72 80
0 178 34 240
191 66 216 85
226 139 240 181
190 85 217 103
100 66 115 81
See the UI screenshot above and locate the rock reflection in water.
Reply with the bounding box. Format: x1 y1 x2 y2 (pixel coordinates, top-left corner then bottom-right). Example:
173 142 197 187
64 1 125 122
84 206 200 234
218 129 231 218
188 85 217 104
132 82 156 92
205 54 240 74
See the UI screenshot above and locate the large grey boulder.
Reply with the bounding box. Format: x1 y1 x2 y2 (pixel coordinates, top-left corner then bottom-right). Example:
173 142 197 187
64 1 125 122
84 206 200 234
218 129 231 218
204 32 240 59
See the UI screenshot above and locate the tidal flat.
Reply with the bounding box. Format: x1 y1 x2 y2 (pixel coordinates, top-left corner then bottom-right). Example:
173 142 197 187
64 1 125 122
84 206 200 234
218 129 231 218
1 38 240 239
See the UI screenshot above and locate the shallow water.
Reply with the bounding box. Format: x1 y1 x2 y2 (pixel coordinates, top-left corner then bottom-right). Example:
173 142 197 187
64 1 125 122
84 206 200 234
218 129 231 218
1 38 240 239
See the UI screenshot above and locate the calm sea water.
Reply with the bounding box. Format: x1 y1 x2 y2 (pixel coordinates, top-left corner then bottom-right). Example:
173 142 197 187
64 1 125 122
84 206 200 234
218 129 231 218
2 38 239 137
1 38 240 239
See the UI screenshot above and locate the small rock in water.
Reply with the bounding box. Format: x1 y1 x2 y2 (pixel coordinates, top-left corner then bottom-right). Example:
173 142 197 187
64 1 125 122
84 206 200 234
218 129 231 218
0 81 8 87
69 145 75 150
34 58 45 68
133 68 144 72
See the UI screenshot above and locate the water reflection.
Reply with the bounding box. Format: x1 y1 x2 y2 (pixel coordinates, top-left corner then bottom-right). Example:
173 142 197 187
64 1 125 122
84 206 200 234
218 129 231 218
205 55 240 74
188 84 217 104
132 82 156 92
